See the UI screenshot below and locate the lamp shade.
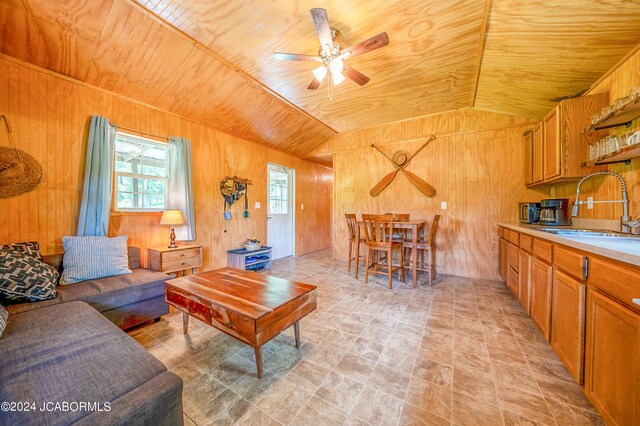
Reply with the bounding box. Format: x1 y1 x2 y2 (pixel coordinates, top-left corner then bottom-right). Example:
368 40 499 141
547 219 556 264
160 209 186 226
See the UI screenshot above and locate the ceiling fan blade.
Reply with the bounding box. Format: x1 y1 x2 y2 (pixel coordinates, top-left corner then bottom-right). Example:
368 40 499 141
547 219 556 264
343 64 370 86
310 8 333 55
342 32 389 58
273 52 322 62
307 78 322 90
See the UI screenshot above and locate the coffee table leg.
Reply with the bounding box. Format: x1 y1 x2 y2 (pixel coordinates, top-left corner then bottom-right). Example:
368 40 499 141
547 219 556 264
255 346 263 379
182 312 189 334
294 321 301 349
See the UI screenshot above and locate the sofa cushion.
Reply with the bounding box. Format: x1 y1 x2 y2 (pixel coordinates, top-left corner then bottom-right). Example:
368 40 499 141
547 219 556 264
6 268 170 315
0 305 7 338
60 236 132 285
0 247 58 303
0 301 170 425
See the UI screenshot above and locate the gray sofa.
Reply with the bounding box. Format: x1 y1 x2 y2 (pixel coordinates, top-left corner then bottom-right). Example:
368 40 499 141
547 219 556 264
0 246 183 425
5 247 171 330
0 301 183 425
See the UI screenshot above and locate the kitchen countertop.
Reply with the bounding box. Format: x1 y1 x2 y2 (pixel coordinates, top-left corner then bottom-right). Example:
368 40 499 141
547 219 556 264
498 222 640 267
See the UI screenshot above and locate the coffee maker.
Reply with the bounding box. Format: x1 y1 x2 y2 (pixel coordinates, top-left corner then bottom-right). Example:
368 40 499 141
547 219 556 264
539 198 571 226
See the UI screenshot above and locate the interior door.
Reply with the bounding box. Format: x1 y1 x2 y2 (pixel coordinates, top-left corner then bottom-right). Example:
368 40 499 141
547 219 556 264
267 164 295 260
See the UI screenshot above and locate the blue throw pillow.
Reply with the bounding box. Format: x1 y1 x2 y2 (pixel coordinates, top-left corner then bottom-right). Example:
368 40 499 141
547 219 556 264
60 236 132 285
0 305 8 338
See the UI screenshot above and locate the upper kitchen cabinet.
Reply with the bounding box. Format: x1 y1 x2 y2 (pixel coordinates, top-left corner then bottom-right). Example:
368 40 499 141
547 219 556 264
525 93 609 187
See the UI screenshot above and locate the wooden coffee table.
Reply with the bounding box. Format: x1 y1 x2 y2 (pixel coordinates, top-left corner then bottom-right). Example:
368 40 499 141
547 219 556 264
164 267 317 378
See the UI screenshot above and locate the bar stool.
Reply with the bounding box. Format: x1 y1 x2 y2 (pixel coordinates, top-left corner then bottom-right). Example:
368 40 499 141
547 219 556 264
345 214 365 274
362 214 405 289
403 215 440 286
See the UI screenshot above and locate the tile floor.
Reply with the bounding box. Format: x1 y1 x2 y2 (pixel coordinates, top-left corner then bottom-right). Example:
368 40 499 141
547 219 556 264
129 249 604 426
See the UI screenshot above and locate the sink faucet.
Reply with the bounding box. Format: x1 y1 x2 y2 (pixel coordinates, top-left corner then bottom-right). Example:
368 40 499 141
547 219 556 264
572 171 640 234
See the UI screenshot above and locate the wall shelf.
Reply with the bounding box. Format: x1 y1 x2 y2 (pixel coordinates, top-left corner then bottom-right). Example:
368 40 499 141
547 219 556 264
583 98 640 133
582 143 640 166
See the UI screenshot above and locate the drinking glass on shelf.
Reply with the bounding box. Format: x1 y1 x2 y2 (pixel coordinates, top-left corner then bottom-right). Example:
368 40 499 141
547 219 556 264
588 143 596 161
614 96 631 111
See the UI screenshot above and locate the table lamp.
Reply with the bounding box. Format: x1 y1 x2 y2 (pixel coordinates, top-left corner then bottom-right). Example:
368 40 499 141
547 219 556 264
160 209 186 248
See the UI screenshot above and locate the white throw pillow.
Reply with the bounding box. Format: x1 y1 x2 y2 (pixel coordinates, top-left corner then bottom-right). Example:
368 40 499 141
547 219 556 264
60 236 132 285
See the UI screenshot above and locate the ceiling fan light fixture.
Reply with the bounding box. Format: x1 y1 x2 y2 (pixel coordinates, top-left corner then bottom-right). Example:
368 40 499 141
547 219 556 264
312 65 328 82
332 72 345 86
329 58 344 75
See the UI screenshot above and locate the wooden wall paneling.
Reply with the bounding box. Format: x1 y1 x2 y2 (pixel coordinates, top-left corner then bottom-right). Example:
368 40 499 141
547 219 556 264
0 57 332 270
329 109 546 279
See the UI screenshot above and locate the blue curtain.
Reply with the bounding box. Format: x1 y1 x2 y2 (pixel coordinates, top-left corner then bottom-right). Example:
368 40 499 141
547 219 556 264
77 116 115 236
168 137 196 240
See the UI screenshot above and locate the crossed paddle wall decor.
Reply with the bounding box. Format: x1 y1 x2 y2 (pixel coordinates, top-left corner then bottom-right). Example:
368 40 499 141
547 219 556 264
369 135 436 197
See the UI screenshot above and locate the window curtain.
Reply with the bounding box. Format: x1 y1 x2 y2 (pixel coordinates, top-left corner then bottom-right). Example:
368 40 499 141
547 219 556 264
77 115 116 236
168 137 196 240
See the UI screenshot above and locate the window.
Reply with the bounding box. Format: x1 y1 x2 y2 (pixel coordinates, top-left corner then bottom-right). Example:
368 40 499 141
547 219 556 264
114 132 168 212
268 170 289 214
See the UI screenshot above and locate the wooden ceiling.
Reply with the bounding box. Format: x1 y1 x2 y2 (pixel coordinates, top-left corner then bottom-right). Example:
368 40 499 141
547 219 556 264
2 0 640 159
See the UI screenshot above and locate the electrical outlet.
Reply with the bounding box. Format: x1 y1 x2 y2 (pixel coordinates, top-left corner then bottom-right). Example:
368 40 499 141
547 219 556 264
441 201 447 210
300 203 304 210
255 202 261 209
587 197 594 209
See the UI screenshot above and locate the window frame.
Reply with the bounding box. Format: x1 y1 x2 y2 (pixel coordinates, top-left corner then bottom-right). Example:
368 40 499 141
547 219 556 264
113 131 169 213
268 169 289 215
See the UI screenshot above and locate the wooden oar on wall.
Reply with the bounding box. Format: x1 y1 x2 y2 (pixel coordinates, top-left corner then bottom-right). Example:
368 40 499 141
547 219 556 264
369 135 436 197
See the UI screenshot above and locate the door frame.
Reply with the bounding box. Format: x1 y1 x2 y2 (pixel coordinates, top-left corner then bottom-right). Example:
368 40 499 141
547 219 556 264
267 163 296 258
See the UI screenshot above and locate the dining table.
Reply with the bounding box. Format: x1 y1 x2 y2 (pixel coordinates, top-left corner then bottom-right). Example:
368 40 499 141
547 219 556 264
354 219 426 288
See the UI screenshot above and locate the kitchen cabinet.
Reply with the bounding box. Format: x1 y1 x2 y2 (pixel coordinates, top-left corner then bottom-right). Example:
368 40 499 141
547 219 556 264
525 93 609 187
584 288 639 426
497 225 640 424
507 242 520 296
531 257 553 341
532 124 544 184
543 107 561 180
551 269 586 384
499 235 508 282
518 249 532 313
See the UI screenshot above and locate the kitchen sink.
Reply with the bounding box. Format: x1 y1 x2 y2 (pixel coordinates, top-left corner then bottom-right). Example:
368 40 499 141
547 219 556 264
536 228 640 239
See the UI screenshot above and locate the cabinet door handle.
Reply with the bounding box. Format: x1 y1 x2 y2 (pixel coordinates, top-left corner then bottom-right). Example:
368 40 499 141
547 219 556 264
582 257 589 281
225 321 233 327
633 298 640 306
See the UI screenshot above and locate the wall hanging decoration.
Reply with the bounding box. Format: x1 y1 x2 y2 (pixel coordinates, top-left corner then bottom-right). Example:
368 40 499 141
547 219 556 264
0 114 43 199
370 134 437 197
220 176 252 220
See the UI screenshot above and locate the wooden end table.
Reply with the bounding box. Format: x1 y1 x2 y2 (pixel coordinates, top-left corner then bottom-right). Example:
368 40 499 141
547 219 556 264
164 267 317 378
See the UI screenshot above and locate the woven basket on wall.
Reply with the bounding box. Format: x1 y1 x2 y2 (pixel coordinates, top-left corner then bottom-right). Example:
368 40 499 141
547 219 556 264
0 147 42 198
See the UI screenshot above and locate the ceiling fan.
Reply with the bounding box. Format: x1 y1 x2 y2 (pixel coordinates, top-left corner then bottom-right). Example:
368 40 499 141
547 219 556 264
273 8 389 96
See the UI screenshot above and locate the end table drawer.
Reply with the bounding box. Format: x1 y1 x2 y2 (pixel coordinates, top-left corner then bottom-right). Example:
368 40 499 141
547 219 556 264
163 248 201 262
162 256 201 272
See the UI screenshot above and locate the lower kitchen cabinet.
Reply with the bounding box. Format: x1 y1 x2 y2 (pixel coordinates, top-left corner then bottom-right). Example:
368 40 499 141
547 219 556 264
550 270 586 384
499 237 508 281
508 266 519 297
584 288 639 426
531 257 553 340
518 249 531 313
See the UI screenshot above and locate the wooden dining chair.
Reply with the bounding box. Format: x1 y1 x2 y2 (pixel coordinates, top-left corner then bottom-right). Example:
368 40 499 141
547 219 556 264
391 213 410 242
345 213 365 273
362 214 405 289
403 215 441 286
